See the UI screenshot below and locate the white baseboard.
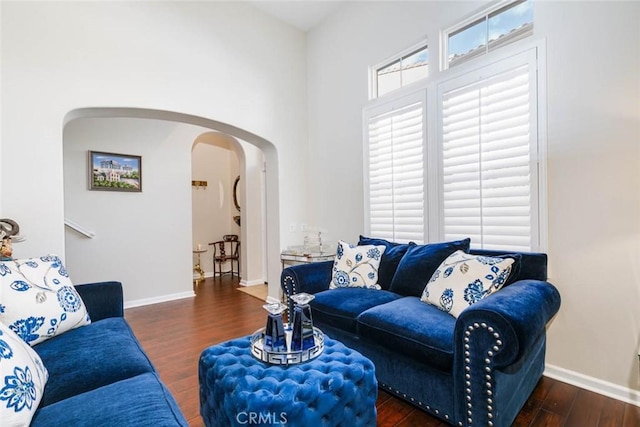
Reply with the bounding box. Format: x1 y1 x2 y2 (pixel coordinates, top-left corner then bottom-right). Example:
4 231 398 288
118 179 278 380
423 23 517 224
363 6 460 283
192 272 214 279
240 279 266 287
124 291 195 309
545 364 640 407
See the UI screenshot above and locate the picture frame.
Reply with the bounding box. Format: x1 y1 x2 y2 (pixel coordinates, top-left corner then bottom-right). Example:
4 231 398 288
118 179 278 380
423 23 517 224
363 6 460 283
89 150 142 192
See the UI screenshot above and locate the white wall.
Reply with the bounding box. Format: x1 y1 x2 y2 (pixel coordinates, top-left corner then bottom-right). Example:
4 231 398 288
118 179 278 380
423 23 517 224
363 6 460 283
238 139 268 285
0 1 309 298
64 118 206 303
307 0 640 402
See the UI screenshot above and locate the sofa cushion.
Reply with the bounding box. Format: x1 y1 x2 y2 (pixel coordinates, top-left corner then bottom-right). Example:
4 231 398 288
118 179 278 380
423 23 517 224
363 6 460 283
310 288 403 333
0 255 91 346
329 241 385 289
30 372 188 427
357 297 456 371
33 317 155 407
358 236 415 290
388 238 471 297
0 322 49 427
421 250 516 317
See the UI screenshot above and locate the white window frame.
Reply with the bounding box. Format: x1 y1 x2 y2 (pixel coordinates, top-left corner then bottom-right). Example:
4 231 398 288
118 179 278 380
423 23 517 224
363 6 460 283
364 37 547 252
433 41 547 251
370 39 429 100
363 90 429 244
441 0 534 71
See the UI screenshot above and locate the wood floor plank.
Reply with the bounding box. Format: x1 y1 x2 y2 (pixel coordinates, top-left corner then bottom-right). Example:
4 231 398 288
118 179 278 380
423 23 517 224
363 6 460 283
375 397 416 426
622 402 640 427
597 396 625 427
125 276 640 427
564 389 605 427
541 380 579 418
530 409 565 427
512 397 544 427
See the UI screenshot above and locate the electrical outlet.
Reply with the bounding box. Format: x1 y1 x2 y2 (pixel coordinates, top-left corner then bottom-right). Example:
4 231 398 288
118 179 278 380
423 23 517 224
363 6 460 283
300 223 308 232
289 223 297 233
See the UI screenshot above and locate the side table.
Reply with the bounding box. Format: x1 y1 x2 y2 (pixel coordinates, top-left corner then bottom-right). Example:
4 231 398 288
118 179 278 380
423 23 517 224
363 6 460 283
199 335 377 427
193 248 207 284
280 250 335 269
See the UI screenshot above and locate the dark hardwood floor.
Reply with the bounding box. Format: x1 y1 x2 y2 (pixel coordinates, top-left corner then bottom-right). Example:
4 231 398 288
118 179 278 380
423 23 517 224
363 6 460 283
125 277 640 427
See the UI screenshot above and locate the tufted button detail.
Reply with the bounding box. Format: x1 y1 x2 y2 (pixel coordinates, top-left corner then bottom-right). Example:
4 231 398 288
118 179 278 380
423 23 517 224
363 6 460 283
199 335 377 426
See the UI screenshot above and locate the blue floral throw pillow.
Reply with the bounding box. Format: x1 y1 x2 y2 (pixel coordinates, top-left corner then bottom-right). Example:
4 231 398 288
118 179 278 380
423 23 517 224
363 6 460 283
0 255 91 346
0 321 49 426
329 241 386 290
421 250 515 318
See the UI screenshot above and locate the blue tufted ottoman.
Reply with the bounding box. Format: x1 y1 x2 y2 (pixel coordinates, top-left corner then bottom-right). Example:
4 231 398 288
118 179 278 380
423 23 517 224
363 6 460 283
199 335 377 427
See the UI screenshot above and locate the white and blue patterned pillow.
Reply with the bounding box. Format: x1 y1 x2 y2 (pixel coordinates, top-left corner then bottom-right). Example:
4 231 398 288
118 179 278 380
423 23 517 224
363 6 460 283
329 241 386 290
0 321 49 426
420 250 514 318
0 255 91 346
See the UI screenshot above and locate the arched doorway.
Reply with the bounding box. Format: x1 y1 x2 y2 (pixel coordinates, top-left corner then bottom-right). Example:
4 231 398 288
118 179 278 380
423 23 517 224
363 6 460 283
191 132 267 286
62 107 281 304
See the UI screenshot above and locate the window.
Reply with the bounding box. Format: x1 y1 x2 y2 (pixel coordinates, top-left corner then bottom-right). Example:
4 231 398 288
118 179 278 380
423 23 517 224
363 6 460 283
373 44 428 98
364 93 426 243
364 6 545 252
438 50 539 251
444 0 533 69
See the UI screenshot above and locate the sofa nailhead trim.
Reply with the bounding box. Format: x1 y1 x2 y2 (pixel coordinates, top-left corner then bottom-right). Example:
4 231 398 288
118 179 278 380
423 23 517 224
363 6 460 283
463 322 502 426
380 382 452 422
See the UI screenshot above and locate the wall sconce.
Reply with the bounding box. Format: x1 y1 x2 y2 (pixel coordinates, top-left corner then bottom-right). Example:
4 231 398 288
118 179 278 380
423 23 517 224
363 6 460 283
192 180 208 189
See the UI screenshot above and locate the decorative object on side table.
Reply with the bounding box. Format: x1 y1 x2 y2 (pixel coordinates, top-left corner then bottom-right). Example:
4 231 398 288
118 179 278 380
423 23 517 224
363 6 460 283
0 218 23 261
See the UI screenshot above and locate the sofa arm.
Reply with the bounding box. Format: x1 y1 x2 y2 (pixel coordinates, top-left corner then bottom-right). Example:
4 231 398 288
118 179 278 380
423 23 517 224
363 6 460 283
454 279 561 369
453 280 560 426
281 261 333 313
75 281 124 322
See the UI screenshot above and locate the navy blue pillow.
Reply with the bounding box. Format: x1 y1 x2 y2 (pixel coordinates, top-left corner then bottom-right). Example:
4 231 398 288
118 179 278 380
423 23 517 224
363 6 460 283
358 236 416 290
388 238 471 297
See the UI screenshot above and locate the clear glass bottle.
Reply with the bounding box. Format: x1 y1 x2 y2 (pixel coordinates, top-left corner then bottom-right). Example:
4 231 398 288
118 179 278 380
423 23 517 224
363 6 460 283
290 293 316 351
262 302 287 352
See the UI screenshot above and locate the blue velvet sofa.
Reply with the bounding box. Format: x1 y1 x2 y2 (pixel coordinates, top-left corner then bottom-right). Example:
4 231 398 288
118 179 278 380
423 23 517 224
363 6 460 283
29 281 188 426
281 238 561 427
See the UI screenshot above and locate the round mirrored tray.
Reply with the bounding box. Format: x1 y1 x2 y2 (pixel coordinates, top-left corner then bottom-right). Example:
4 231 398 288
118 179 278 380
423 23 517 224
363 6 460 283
250 325 324 365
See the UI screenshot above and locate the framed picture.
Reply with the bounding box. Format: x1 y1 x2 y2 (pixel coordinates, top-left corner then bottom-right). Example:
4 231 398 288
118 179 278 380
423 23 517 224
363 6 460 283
89 151 142 192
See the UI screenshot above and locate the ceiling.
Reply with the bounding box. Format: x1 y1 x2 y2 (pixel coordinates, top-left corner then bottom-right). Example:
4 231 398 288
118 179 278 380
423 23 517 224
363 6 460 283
248 1 346 32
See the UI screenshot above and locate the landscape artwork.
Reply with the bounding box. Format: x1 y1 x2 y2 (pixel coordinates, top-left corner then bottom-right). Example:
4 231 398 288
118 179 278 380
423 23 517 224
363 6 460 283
89 151 142 192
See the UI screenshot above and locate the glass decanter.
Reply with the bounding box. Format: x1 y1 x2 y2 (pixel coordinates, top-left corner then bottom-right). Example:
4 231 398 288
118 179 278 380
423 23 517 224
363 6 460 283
290 293 316 351
262 301 287 352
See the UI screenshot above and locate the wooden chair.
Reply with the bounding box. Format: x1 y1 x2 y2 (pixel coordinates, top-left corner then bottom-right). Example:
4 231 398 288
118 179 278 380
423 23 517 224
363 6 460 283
209 235 240 278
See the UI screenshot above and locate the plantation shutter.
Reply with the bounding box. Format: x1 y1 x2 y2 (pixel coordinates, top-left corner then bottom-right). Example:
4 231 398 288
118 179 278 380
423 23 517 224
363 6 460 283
440 62 536 251
366 96 425 244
